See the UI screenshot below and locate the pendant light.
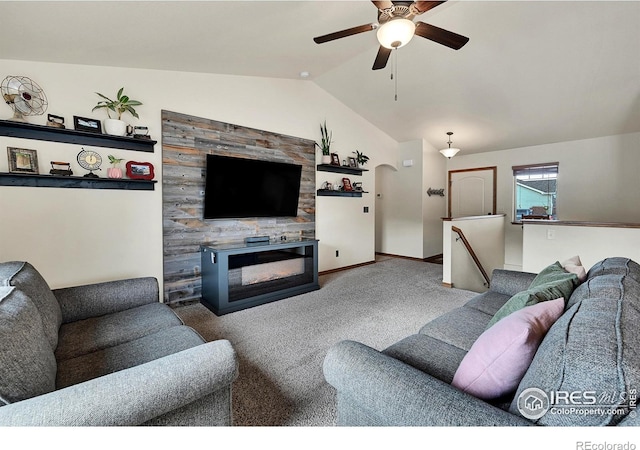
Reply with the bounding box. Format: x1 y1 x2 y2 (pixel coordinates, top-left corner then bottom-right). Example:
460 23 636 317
440 132 460 159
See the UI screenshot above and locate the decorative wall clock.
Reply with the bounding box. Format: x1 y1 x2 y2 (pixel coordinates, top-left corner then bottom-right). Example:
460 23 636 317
77 148 102 178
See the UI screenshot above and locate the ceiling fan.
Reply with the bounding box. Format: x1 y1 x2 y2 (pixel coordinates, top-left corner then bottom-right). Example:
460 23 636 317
313 1 469 70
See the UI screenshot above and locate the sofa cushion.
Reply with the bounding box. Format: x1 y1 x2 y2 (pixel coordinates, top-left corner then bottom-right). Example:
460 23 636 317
487 262 578 328
55 302 183 362
464 291 511 316
510 266 640 425
0 262 62 350
451 298 564 400
0 287 57 405
56 325 205 389
419 306 493 352
586 257 640 284
383 334 468 383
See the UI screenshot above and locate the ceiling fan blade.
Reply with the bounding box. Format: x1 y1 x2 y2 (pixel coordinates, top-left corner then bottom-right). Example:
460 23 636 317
415 21 469 50
412 1 447 14
372 46 392 70
313 23 377 44
371 1 394 10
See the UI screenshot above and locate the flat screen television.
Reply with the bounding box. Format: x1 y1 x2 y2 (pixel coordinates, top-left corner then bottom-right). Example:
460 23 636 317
204 154 302 219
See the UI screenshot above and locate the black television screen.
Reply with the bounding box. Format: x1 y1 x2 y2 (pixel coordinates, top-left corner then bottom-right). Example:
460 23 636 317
204 154 302 219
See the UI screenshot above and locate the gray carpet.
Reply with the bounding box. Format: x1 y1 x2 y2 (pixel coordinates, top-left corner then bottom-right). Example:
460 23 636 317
174 257 476 426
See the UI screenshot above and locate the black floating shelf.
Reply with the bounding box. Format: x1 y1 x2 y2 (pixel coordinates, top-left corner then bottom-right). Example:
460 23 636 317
0 119 156 152
317 189 363 198
0 173 156 191
317 164 368 176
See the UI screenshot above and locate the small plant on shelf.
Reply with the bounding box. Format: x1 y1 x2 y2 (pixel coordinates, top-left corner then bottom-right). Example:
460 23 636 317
107 155 124 179
315 121 333 164
93 87 143 136
353 150 369 167
93 87 142 120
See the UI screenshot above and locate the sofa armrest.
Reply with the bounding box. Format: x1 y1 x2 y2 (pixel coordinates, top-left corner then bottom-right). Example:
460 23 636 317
490 269 537 297
0 340 238 426
53 277 159 323
324 340 532 426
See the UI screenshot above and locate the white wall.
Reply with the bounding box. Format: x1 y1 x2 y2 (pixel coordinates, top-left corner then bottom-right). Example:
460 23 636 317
523 223 640 273
445 132 640 270
374 139 446 259
0 59 397 291
375 140 424 258
443 215 505 292
422 141 447 258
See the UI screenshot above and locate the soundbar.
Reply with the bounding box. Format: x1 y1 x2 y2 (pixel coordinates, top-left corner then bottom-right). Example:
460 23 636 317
245 236 270 244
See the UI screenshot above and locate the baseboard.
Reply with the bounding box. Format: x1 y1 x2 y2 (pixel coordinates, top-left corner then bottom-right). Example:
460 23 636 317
375 252 443 263
424 253 444 263
375 252 426 262
319 260 376 276
442 282 454 288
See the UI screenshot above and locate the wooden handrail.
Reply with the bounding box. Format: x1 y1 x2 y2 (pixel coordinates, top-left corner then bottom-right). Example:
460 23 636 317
451 226 491 287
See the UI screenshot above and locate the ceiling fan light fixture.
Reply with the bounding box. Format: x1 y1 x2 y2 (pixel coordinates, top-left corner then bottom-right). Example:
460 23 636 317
377 18 416 49
440 132 461 159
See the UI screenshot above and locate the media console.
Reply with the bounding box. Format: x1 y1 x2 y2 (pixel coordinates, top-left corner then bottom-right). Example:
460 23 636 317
200 238 319 315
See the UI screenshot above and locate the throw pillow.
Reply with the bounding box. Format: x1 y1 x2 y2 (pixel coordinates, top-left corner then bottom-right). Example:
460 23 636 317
451 297 565 400
562 255 587 283
486 262 578 328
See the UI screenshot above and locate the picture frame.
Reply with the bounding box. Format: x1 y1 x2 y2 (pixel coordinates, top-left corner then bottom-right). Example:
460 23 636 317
7 147 39 174
330 153 340 166
126 161 155 180
73 115 102 134
348 157 357 168
342 177 353 191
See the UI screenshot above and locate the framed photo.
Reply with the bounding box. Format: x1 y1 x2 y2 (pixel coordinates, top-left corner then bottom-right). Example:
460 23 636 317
330 153 340 166
73 116 102 134
7 147 39 174
342 177 353 191
126 161 155 180
348 157 357 168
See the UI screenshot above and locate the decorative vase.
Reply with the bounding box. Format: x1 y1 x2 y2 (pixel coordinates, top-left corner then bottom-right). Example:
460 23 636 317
107 167 123 179
321 154 331 164
104 118 127 136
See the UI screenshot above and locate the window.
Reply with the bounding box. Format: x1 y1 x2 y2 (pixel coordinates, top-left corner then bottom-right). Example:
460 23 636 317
513 163 558 222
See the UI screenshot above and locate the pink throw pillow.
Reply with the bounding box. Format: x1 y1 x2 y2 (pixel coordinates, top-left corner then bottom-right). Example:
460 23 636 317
451 297 565 399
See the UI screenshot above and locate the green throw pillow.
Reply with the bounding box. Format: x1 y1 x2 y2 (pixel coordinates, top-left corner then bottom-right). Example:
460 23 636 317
486 262 579 329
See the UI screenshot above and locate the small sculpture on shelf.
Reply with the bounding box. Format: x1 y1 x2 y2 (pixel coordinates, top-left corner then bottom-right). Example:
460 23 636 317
49 161 72 176
46 114 65 129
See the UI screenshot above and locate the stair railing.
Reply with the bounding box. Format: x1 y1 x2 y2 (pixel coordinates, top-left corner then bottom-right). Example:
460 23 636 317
451 226 491 288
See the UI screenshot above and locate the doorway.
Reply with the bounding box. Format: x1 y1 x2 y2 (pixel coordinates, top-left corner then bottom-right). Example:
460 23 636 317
448 167 497 218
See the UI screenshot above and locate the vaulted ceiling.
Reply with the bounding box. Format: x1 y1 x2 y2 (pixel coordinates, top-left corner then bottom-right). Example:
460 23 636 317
1 1 639 154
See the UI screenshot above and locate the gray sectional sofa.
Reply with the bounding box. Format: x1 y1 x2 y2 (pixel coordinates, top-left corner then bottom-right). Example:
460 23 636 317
324 257 640 426
0 261 238 426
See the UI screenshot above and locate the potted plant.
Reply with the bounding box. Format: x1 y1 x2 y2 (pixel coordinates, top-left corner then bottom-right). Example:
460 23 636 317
92 87 142 136
107 155 124 179
353 150 369 168
315 121 333 164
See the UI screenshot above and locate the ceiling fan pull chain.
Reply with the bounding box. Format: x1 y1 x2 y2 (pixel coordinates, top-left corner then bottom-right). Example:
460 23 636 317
394 48 398 101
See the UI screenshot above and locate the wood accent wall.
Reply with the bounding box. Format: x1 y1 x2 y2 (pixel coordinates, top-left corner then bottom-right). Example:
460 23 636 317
161 110 316 304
